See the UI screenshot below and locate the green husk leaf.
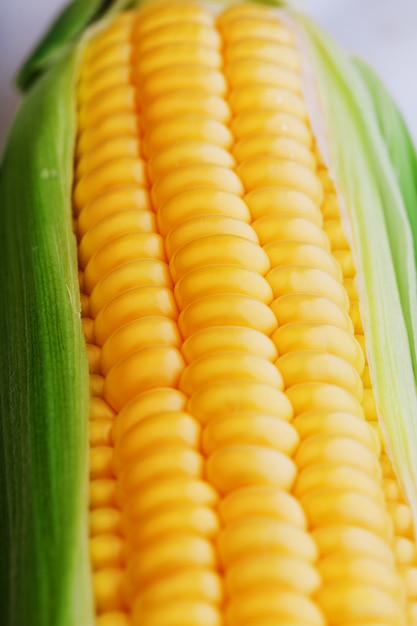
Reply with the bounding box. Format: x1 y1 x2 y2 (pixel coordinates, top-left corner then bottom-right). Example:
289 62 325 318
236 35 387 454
296 15 417 521
16 0 134 91
0 45 93 626
353 57 417 268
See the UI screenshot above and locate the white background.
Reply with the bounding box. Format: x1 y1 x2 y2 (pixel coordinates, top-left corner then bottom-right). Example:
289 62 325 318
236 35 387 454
1 0 416 153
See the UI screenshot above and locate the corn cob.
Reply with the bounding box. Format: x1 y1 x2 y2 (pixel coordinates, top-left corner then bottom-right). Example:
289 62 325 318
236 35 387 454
2 1 417 626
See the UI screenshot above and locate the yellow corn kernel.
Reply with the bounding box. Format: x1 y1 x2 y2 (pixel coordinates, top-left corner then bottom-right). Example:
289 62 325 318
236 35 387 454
117 446 204 502
142 66 227 102
165 214 257 258
238 157 323 204
181 326 277 364
90 258 171 318
90 446 114 479
206 445 297 494
267 265 349 311
157 188 250 235
179 352 283 396
223 17 293 46
143 91 231 124
264 240 341 280
85 232 166 294
317 583 400 623
225 38 299 70
235 134 316 169
148 141 235 182
295 435 381 477
226 553 321 595
145 116 233 159
89 419 114 447
132 600 221 626
78 209 156 268
229 84 307 118
318 554 401 596
113 411 201 471
225 590 325 625
97 612 130 626
104 345 185 410
271 293 353 332
293 410 380 455
178 294 278 338
302 490 392 539
174 265 273 309
245 186 321 224
93 569 126 612
90 534 125 569
203 413 299 456
226 57 301 93
133 569 222 611
272 322 364 374
100 317 181 376
137 43 222 77
136 21 221 52
112 388 187 442
90 508 122 536
257 218 331 251
77 186 151 237
127 536 217 587
76 135 140 179
218 518 318 566
294 464 384 503
219 487 307 528
189 380 293 425
75 157 146 211
93 285 178 345
152 164 244 208
78 64 132 105
170 234 270 282
313 525 396 565
130 505 219 548
123 477 219 524
286 382 364 417
277 351 363 400
76 113 139 159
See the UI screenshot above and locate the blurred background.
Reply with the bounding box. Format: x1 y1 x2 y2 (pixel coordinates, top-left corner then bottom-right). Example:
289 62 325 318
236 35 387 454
1 0 416 153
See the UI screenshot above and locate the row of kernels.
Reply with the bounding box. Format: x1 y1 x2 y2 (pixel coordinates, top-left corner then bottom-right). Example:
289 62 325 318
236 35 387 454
76 20 140 623
218 6 326 626
119 6 227 624
223 38 361 403
75 48 183 415
76 16 139 191
186 366 312 620
315 172 408 621
114 408 220 621
290 383 403 623
83 303 127 619
76 10 190 624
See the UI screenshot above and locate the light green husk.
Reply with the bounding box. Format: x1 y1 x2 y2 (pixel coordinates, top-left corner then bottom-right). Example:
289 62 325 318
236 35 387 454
1 1 417 625
296 14 417 522
353 57 417 269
